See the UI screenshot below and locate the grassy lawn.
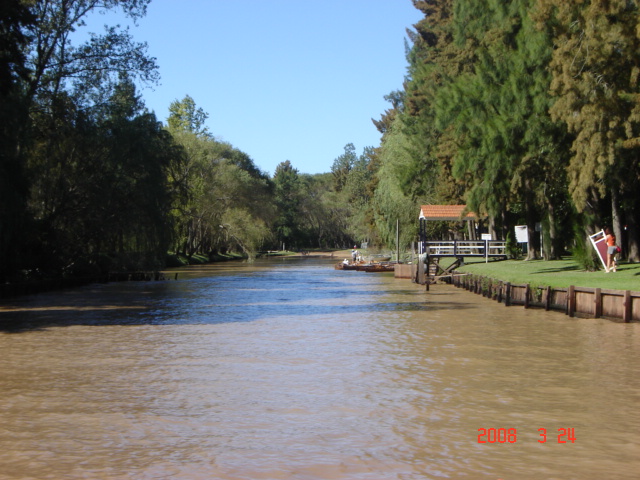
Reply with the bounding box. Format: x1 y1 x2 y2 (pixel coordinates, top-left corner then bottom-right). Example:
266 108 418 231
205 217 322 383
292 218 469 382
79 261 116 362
456 257 640 291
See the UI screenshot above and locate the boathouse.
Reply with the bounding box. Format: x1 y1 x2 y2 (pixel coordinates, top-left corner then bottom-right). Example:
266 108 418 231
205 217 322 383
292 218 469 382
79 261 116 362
416 205 506 286
418 205 484 253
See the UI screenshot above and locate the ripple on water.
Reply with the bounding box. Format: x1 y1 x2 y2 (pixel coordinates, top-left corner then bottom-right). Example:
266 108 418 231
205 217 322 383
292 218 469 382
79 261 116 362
1 259 639 479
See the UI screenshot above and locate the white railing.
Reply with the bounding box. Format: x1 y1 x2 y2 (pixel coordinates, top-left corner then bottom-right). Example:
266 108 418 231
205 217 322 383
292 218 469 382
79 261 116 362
422 240 507 257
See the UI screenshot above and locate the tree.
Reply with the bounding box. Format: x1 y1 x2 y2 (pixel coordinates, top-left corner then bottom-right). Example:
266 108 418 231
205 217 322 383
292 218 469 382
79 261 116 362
167 95 210 137
398 0 466 205
165 96 273 259
330 143 357 192
296 173 352 248
0 0 34 281
23 0 157 111
4 0 172 277
31 77 178 274
426 0 570 259
94 79 177 270
273 160 302 249
372 115 422 250
535 0 640 261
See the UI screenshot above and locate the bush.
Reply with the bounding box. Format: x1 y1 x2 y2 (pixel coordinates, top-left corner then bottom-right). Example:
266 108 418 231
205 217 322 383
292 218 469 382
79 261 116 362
505 231 521 259
570 230 598 271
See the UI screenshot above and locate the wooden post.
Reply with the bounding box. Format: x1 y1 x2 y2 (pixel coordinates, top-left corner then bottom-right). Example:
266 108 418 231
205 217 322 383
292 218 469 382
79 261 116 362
568 285 576 317
505 282 511 306
524 284 530 309
545 286 551 311
623 290 632 323
396 218 400 263
498 281 503 304
594 288 602 318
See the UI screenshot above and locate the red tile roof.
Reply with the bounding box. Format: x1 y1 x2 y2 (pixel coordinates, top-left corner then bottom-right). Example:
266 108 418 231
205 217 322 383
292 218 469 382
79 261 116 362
419 205 484 220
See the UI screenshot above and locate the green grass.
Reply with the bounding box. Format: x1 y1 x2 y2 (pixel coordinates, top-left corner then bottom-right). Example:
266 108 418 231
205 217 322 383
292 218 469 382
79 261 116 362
456 258 640 291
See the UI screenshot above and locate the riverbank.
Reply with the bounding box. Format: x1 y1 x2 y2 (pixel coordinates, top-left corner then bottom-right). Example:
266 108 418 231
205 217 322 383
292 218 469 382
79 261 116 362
396 257 640 322
456 257 640 290
0 249 350 299
449 258 639 322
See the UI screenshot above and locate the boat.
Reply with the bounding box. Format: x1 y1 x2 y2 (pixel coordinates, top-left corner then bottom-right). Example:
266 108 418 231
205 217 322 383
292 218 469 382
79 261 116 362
334 261 361 270
335 259 397 273
357 263 396 273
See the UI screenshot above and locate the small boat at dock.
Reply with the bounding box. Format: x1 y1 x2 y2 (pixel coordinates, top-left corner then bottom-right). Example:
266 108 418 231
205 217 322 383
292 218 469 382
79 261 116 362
357 263 396 273
335 262 360 270
335 261 397 272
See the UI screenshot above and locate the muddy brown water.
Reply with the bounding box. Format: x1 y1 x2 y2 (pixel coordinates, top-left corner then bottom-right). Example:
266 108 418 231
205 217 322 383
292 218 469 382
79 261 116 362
1 258 638 479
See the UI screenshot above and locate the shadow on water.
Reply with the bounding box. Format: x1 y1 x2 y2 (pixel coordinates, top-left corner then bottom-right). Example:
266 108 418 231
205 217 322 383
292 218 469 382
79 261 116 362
0 259 474 332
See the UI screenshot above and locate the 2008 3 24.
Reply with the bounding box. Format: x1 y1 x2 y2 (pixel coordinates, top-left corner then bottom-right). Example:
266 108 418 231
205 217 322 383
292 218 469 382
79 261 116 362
477 428 576 443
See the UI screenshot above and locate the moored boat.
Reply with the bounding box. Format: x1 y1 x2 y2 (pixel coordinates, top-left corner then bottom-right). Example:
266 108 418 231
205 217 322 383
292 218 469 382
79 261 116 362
335 261 361 270
357 263 396 272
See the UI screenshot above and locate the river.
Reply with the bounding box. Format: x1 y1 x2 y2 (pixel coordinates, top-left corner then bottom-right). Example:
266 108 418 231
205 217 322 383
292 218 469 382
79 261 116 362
0 258 638 480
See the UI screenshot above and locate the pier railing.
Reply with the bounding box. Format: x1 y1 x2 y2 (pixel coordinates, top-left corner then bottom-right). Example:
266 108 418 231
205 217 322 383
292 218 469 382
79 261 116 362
423 240 507 259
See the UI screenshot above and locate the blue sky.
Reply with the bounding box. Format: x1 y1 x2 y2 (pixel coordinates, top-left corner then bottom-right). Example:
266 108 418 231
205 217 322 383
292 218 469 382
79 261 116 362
82 1 423 175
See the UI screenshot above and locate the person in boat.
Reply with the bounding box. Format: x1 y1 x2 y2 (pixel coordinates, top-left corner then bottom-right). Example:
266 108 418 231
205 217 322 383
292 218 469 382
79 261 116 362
352 246 358 263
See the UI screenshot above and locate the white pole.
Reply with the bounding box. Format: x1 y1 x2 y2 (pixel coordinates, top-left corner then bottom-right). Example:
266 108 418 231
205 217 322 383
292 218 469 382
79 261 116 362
396 219 400 263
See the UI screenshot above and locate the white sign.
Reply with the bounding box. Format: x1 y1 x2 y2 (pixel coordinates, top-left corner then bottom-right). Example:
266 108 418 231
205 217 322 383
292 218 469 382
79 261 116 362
514 225 528 243
481 233 492 241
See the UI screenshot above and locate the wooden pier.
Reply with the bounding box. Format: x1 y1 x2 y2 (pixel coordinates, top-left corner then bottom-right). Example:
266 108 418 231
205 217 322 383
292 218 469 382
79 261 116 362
420 240 507 287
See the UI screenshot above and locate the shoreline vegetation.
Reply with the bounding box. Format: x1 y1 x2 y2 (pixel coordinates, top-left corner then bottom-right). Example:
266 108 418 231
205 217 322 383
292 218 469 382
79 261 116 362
4 1 640 305
0 249 344 299
2 247 638 301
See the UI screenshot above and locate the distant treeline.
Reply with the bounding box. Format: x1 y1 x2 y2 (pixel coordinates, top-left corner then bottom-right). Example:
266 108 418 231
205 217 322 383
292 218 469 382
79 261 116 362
2 0 639 285
0 0 361 284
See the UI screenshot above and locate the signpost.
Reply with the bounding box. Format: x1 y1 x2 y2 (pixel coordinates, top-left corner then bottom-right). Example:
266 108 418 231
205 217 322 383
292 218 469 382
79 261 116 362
481 233 491 263
588 230 608 270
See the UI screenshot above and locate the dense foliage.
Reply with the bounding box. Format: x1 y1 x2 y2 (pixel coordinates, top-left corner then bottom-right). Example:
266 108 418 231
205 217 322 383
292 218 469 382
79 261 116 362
372 0 639 262
2 0 639 285
0 0 362 284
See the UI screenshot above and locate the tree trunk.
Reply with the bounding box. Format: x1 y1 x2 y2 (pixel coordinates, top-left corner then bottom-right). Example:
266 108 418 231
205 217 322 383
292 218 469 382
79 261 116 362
547 202 560 260
526 223 541 260
524 180 540 260
626 207 640 262
489 216 499 240
611 188 623 259
467 220 476 240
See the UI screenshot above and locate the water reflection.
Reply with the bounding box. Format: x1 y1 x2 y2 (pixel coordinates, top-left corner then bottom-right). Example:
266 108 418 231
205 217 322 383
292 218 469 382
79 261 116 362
0 259 473 330
0 258 639 479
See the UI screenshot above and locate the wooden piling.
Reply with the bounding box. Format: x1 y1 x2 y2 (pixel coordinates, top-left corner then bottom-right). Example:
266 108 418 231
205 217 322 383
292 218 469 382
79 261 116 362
594 288 602 318
544 286 551 311
567 285 576 317
430 268 639 323
624 290 632 323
